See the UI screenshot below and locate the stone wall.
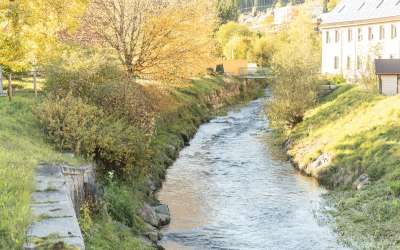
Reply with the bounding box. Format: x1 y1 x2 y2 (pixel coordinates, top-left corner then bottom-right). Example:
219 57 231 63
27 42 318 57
25 164 96 250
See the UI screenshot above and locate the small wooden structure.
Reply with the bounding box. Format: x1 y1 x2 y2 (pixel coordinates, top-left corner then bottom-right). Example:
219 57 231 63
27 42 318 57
375 59 400 96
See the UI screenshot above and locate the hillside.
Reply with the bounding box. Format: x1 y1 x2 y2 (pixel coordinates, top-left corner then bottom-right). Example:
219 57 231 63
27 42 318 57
288 85 400 248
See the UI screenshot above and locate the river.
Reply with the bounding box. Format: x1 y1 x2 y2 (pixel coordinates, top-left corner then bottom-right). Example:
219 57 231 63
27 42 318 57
157 91 347 250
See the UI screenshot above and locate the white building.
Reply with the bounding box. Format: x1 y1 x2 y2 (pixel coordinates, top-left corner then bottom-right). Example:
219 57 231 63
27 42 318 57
320 0 400 80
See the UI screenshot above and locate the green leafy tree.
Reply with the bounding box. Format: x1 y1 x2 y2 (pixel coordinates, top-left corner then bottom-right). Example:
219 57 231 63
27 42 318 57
216 0 239 25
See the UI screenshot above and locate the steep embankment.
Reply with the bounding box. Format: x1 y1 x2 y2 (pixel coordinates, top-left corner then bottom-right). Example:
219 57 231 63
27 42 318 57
287 85 400 249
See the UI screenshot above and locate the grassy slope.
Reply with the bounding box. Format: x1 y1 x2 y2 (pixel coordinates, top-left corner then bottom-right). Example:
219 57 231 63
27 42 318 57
0 92 82 249
289 85 400 249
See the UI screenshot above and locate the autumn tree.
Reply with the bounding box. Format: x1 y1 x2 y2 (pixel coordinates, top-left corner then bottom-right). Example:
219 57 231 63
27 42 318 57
0 0 86 99
82 0 216 82
266 11 321 133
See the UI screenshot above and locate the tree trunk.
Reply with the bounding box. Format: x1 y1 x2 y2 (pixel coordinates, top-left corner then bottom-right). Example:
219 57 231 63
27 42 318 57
8 73 13 102
33 70 37 97
0 66 4 96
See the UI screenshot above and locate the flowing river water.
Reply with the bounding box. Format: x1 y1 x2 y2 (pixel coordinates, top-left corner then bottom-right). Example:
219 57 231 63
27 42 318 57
158 91 347 250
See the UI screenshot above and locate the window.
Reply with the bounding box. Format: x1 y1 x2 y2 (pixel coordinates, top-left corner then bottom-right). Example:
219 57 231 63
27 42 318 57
358 28 363 41
326 31 331 43
347 56 351 70
368 27 374 40
357 56 362 70
334 56 339 69
348 28 353 42
391 24 397 39
335 30 340 43
379 25 385 40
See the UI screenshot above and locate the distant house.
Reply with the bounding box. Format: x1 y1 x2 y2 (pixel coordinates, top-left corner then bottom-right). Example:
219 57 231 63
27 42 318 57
320 0 400 81
273 6 295 25
375 59 400 95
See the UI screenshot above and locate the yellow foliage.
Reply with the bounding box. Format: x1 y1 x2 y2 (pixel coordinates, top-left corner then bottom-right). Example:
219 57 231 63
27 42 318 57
0 0 87 71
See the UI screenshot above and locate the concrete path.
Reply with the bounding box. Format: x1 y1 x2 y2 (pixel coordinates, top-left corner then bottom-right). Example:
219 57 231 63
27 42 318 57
24 164 85 249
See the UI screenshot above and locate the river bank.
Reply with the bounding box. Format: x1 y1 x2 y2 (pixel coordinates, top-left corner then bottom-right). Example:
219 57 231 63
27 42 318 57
141 77 268 248
157 90 347 250
82 76 268 249
284 85 400 249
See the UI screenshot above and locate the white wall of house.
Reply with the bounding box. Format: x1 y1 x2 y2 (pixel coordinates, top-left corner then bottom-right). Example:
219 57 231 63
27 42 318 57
321 21 400 80
381 75 398 95
273 6 293 25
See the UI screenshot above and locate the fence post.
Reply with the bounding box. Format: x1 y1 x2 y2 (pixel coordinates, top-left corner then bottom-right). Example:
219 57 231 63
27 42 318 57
33 69 37 97
8 73 13 101
0 66 4 96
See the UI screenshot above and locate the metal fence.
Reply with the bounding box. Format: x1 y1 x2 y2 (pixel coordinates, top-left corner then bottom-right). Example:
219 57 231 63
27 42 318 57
239 67 270 79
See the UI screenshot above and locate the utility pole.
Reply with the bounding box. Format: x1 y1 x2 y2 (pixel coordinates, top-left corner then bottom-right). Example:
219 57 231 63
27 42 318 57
0 66 4 96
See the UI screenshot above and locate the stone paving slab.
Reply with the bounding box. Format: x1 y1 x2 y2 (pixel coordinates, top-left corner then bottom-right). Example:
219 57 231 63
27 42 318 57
31 202 73 218
25 164 85 250
27 217 82 238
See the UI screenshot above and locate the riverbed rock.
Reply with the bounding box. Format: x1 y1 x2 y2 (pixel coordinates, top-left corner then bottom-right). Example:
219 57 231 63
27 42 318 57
140 203 171 227
155 204 170 215
157 213 171 226
140 203 159 227
143 222 163 243
352 174 369 190
308 153 332 171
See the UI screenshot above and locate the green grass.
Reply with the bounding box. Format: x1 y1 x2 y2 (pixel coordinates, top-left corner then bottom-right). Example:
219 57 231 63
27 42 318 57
84 216 152 250
289 85 400 249
0 91 82 249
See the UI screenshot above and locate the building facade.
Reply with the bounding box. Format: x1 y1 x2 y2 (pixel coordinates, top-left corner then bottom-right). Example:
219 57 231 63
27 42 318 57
320 0 400 80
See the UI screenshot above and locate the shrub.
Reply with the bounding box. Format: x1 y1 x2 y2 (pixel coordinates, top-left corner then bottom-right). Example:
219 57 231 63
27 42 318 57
326 75 346 85
367 165 386 181
36 94 149 178
103 181 145 229
389 181 400 197
45 57 157 134
36 93 102 156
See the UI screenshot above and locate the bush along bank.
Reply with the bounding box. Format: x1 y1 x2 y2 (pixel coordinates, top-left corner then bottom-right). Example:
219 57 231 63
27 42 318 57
37 62 266 249
284 85 400 249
